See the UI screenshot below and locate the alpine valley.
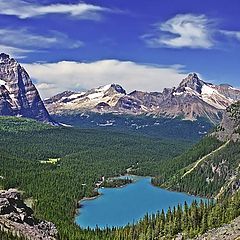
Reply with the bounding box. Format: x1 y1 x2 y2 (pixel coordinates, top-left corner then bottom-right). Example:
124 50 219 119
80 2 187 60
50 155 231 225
0 53 240 240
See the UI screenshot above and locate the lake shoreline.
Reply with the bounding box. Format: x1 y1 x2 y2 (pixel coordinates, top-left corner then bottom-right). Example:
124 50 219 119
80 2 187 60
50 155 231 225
80 194 101 202
75 173 137 220
77 174 134 205
76 172 208 212
75 174 208 229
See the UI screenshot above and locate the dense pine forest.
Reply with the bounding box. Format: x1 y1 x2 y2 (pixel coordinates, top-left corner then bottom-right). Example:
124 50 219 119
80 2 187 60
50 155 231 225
152 101 240 199
52 113 213 141
0 116 190 239
0 116 239 239
163 141 240 197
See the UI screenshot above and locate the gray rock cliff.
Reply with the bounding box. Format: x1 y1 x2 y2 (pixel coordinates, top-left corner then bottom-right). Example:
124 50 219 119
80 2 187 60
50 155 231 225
0 189 58 240
0 53 54 124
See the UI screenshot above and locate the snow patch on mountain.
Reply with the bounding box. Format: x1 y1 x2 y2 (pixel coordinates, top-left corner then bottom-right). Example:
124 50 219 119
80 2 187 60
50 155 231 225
201 84 216 95
0 79 5 85
201 84 233 109
173 91 184 96
98 84 112 92
88 92 105 100
67 93 86 100
185 87 200 96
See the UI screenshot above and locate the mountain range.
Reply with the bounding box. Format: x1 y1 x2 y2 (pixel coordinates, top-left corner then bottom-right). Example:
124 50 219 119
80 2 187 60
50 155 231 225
1 53 240 125
45 73 240 124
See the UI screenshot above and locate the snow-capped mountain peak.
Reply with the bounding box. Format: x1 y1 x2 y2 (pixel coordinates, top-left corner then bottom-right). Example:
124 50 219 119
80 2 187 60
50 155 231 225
45 84 127 113
178 73 204 93
175 74 234 110
44 73 240 124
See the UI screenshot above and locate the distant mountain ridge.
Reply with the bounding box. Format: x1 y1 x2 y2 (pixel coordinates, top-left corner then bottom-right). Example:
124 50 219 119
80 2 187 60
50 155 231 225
45 73 240 124
0 53 54 124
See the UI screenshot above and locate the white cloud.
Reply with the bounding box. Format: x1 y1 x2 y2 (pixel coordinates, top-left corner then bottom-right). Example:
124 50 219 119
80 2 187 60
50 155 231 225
0 28 83 58
220 30 240 41
0 28 83 49
142 14 214 49
0 29 55 48
0 44 32 58
23 60 187 98
0 0 110 20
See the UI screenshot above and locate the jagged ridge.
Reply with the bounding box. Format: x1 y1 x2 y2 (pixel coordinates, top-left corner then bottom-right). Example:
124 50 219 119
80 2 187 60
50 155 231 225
45 73 240 124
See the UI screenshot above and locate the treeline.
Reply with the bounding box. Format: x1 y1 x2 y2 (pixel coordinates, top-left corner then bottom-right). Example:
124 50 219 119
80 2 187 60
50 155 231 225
53 113 213 141
101 178 133 188
150 136 222 184
152 138 240 198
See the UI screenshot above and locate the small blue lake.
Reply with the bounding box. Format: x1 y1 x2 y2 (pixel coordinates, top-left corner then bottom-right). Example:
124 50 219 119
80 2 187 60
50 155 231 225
76 176 207 229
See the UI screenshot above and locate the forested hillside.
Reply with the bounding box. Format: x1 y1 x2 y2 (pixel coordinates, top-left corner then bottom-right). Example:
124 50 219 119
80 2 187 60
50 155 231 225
154 101 240 199
52 113 213 141
112 190 240 239
0 116 190 239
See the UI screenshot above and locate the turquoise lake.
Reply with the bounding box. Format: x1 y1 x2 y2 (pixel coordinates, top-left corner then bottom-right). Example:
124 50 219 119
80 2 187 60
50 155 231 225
76 176 206 229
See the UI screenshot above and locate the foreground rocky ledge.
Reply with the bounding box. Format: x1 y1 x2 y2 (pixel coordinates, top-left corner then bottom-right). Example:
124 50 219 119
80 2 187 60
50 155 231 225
194 216 240 240
0 189 58 240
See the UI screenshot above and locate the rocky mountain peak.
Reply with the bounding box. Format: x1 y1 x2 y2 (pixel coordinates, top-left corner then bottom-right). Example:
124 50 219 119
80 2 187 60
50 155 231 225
0 53 8 57
178 73 205 93
0 53 54 124
219 83 233 88
110 84 126 94
0 53 10 59
44 72 240 124
0 53 18 69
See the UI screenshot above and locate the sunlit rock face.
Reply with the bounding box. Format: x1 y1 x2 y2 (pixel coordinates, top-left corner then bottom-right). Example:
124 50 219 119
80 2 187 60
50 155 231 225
0 53 54 123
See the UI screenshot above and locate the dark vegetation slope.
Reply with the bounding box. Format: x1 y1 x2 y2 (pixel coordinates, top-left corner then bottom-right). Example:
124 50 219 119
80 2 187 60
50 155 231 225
53 113 213 141
152 102 240 199
0 100 239 240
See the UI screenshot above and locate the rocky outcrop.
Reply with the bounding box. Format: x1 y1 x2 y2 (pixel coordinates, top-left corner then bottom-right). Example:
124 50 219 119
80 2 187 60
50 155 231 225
45 73 240 124
194 216 240 240
213 101 240 142
0 189 58 240
0 53 55 124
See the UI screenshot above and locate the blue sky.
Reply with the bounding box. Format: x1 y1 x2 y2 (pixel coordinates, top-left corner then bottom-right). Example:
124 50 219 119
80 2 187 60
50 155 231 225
0 0 239 97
